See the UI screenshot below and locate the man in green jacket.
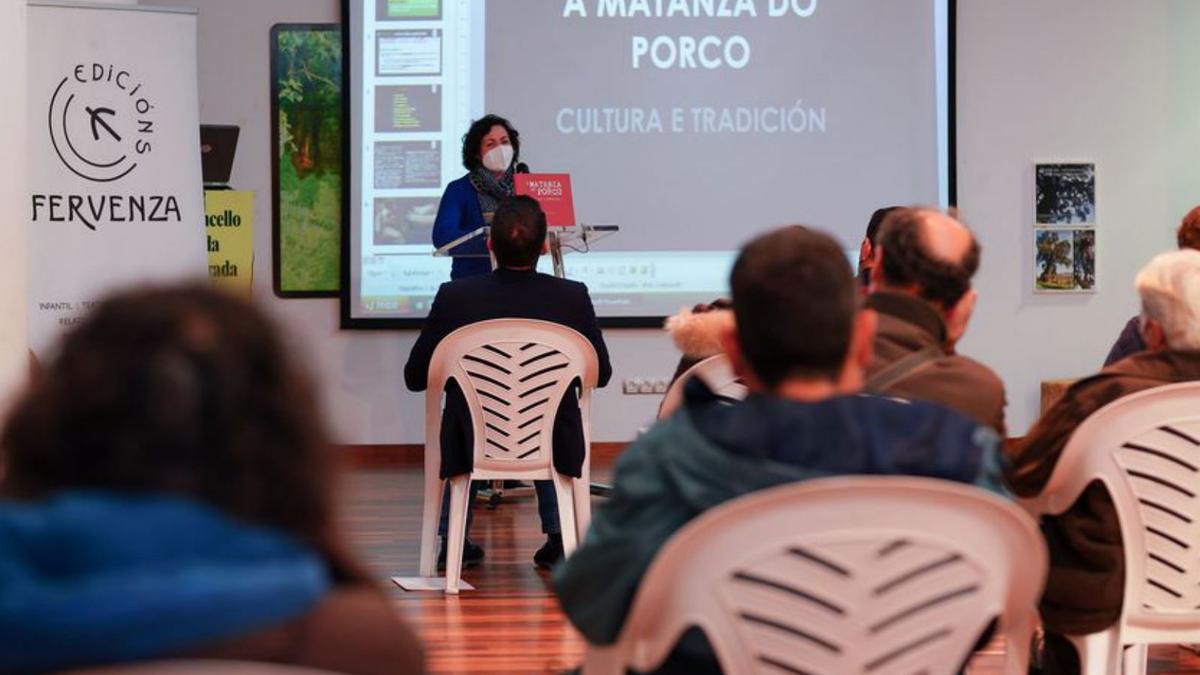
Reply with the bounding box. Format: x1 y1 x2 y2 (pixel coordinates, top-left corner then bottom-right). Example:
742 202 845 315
553 225 1007 674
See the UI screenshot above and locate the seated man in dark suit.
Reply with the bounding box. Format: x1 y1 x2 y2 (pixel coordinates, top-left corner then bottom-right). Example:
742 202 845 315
554 225 1005 674
405 195 612 569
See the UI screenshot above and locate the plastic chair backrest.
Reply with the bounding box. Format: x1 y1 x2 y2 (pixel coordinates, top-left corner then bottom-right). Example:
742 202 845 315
657 354 747 420
601 477 1046 675
1020 381 1200 643
426 318 599 477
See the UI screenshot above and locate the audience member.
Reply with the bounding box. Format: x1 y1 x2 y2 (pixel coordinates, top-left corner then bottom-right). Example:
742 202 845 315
865 207 1007 435
1103 206 1200 365
405 195 612 569
554 226 1004 674
1007 250 1200 674
663 298 732 384
0 285 422 674
857 205 900 288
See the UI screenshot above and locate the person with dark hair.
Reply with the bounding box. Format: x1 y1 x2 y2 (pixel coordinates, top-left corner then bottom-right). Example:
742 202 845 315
858 205 900 288
487 192 544 267
432 113 524 280
864 207 1007 435
0 284 423 674
663 205 906 388
554 226 1005 674
1103 205 1200 365
407 196 611 570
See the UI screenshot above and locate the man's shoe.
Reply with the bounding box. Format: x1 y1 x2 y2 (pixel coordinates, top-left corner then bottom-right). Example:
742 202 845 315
533 533 564 569
437 538 485 572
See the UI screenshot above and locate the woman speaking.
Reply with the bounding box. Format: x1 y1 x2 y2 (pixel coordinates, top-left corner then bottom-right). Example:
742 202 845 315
432 114 523 280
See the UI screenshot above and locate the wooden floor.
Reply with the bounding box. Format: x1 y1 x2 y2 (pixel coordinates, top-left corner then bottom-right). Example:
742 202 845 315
341 467 1200 674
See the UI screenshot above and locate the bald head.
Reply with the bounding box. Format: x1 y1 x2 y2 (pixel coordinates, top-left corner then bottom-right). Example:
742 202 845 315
875 207 980 308
918 210 974 263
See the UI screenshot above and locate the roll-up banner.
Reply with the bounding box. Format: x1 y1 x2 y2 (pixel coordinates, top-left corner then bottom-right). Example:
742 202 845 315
27 1 205 357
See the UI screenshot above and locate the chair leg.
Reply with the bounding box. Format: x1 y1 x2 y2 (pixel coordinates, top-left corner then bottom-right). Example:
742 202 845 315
444 476 472 595
1067 627 1121 675
1001 611 1036 675
1122 643 1147 675
552 472 578 554
574 463 592 540
419 474 442 578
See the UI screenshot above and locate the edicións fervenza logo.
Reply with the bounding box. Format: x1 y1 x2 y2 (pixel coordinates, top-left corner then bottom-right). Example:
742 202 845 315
33 64 182 231
49 64 154 182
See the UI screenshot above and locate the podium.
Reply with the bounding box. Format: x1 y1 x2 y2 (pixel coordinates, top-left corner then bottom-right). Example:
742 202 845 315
432 224 620 279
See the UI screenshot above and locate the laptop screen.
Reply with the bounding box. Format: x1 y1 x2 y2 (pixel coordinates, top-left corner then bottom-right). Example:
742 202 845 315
200 124 239 186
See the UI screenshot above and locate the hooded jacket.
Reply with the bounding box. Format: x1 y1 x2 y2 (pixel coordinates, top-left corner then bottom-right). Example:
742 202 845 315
0 492 328 673
553 380 1005 666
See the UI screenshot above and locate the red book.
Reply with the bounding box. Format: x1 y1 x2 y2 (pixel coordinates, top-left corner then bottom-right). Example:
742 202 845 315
515 173 576 227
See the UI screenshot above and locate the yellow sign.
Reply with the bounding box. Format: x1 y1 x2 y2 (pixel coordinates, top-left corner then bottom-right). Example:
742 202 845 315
204 190 254 298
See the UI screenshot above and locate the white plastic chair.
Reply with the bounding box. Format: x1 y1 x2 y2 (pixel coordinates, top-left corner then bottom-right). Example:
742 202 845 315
1020 381 1200 674
418 319 599 594
582 476 1047 675
657 354 748 420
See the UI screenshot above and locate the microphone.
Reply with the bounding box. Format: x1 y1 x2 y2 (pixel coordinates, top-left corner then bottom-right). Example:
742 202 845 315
516 162 530 174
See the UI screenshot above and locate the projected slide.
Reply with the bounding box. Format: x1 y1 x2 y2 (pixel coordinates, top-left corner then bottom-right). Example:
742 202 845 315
346 0 949 324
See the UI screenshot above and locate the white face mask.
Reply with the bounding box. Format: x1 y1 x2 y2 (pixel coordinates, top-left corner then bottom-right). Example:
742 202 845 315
482 144 514 173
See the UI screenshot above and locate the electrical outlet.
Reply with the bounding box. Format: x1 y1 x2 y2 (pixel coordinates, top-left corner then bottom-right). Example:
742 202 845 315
624 374 672 391
623 376 672 395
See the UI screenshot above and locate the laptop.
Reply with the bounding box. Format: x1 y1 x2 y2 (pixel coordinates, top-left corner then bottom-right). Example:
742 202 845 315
200 124 240 189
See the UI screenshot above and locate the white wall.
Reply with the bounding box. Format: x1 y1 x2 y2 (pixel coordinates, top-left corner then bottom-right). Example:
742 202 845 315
0 0 27 413
147 0 676 443
956 0 1200 434
153 0 1200 441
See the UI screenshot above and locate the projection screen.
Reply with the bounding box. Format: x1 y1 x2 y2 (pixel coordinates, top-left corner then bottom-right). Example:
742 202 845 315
343 0 952 327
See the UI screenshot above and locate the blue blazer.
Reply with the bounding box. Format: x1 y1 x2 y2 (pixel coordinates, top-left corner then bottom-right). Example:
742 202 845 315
432 175 492 280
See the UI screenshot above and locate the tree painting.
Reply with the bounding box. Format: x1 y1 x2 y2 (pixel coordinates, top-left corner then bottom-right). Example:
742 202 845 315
273 26 342 295
1036 229 1074 291
1073 229 1096 290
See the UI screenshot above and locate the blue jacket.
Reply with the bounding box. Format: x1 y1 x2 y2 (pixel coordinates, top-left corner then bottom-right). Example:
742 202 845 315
553 381 1005 664
0 492 330 672
432 175 491 280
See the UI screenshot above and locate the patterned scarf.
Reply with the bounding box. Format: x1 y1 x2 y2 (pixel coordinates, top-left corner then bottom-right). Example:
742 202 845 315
469 165 516 219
